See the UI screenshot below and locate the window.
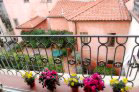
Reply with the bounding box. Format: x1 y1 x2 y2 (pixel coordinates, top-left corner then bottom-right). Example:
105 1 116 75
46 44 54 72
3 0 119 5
24 0 29 3
80 32 88 43
47 0 52 3
137 49 139 58
107 33 116 47
0 0 2 3
13 18 19 26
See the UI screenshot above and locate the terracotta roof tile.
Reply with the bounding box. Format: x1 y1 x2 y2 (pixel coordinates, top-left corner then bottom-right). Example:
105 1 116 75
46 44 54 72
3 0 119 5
16 16 46 29
49 0 131 21
48 0 88 17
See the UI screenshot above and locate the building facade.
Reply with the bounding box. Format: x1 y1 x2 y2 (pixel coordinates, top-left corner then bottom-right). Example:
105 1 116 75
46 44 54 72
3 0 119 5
2 0 58 35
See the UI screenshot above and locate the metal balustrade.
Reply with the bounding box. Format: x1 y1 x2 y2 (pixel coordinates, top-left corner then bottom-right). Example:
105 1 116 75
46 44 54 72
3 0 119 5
0 35 139 86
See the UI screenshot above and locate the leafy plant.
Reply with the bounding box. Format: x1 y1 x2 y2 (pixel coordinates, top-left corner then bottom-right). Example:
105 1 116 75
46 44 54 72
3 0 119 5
110 78 131 92
93 66 116 75
21 71 35 88
83 73 105 92
64 74 83 88
39 68 60 91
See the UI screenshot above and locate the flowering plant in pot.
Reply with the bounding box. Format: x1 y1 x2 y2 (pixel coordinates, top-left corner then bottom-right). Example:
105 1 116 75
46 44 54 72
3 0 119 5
83 73 105 92
39 68 60 92
64 74 83 92
110 78 131 92
21 71 35 88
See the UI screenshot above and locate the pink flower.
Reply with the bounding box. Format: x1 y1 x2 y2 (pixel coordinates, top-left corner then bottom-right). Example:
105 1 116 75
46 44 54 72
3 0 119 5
51 70 57 75
51 76 55 79
47 76 50 79
45 68 49 71
42 72 46 75
91 86 96 92
92 79 98 85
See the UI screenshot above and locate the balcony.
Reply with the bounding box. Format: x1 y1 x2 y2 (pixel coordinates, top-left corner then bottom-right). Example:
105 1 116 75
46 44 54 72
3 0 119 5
0 35 139 92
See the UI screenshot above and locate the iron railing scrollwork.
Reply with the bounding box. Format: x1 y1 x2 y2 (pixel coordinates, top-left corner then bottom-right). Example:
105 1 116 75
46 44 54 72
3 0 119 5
0 35 138 86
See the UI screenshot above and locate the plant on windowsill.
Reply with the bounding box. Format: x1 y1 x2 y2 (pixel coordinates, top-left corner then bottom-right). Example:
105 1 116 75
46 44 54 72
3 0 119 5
64 74 84 92
110 78 132 92
21 71 35 88
39 68 60 92
83 73 105 92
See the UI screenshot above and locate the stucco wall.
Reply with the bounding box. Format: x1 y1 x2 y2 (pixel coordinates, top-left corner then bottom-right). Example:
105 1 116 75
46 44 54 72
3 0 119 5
3 0 58 35
49 18 69 31
76 21 131 62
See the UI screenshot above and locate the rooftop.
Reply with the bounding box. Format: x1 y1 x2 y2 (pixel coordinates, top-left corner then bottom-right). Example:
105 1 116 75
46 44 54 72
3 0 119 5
16 16 46 29
49 0 131 21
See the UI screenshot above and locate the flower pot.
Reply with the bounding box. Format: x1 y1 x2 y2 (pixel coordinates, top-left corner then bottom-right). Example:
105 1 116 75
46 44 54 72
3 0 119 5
71 87 78 92
66 48 71 55
28 81 35 88
48 89 56 92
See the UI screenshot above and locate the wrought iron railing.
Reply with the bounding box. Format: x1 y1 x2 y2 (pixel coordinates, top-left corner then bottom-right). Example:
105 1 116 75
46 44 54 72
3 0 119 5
0 35 139 86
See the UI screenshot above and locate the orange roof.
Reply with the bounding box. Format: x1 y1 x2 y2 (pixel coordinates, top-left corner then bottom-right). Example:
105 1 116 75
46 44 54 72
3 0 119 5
49 0 131 21
49 0 88 18
16 16 46 29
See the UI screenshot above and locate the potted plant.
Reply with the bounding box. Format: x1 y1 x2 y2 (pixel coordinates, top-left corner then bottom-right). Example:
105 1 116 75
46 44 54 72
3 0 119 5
83 73 105 92
110 78 131 92
64 74 83 92
39 68 60 92
21 71 35 88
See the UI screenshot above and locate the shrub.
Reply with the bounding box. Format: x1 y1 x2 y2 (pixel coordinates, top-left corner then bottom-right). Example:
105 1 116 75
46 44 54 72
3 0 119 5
93 66 116 75
21 29 76 49
0 52 63 73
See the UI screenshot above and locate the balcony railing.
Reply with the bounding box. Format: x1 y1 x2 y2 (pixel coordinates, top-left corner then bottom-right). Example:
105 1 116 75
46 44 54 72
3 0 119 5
0 35 139 88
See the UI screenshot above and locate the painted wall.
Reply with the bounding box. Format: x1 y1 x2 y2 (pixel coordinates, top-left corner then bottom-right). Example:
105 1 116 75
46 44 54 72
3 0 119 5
49 17 131 62
3 0 58 35
49 18 69 31
76 21 131 62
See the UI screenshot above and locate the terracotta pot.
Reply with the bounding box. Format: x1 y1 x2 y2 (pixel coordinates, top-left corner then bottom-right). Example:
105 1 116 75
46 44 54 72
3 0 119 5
106 64 113 68
71 87 78 92
66 48 71 55
29 81 35 88
48 89 56 92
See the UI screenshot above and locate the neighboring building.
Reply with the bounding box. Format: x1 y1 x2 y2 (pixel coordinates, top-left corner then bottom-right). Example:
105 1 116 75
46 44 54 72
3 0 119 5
48 0 131 62
0 0 13 33
2 0 58 35
124 0 139 71
16 16 48 32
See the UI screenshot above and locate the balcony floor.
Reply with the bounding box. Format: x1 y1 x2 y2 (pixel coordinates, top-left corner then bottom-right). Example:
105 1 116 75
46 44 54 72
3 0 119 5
0 74 139 92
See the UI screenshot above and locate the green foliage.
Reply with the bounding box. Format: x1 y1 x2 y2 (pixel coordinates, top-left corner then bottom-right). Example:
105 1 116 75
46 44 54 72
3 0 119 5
0 52 63 73
61 48 67 56
14 43 23 52
21 29 76 49
93 66 116 75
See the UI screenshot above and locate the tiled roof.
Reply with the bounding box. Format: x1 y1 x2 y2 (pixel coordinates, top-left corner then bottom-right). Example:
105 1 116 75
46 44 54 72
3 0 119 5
49 0 88 18
49 0 131 21
16 16 46 29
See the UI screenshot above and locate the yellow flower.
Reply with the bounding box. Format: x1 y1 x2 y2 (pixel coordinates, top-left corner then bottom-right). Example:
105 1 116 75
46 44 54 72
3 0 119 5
121 88 125 92
73 78 78 82
68 78 73 81
64 78 68 84
27 74 32 79
71 74 77 77
110 78 118 85
125 86 132 91
71 82 74 86
122 78 128 84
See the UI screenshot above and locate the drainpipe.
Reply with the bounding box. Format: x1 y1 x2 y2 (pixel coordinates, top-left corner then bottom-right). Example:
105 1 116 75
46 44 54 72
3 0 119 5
74 21 78 51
